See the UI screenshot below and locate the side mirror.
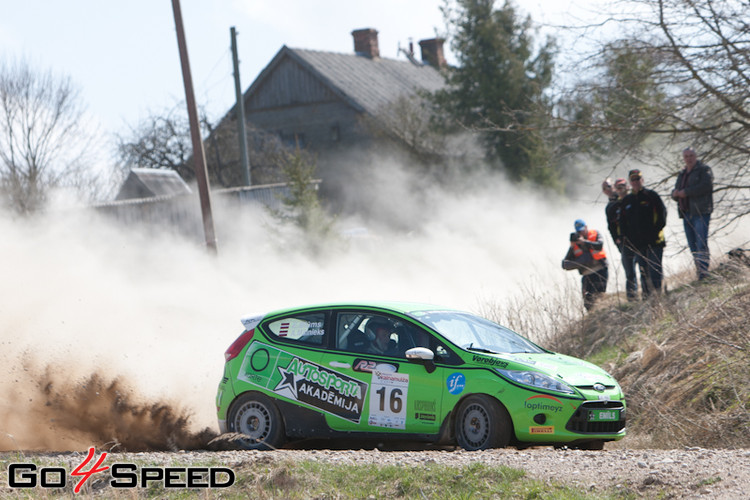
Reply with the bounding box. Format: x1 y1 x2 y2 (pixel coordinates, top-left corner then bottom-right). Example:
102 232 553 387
405 347 436 373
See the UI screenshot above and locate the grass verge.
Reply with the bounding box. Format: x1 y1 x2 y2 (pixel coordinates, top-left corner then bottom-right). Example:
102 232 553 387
0 455 631 499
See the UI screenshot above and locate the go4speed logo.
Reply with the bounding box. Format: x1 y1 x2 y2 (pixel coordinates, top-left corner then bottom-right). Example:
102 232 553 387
8 447 235 493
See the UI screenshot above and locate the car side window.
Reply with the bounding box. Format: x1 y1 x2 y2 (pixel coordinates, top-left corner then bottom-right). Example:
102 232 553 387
398 322 460 364
336 313 374 354
335 312 452 360
264 312 326 346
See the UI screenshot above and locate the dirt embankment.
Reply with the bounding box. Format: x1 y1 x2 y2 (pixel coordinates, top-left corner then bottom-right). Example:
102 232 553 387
551 257 750 451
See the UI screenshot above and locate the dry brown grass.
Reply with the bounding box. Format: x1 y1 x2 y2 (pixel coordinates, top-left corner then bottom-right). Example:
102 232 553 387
553 254 750 449
477 280 584 347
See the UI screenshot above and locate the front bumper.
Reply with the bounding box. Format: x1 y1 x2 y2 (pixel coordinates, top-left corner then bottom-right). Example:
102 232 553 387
566 400 626 434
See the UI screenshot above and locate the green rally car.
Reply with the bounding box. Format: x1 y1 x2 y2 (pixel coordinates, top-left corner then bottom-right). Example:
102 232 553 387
216 301 626 450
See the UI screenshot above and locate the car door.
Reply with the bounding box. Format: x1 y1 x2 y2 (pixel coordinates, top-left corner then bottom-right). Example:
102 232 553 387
320 310 448 435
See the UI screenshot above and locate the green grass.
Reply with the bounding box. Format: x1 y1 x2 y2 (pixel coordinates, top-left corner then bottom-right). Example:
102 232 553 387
0 455 633 499
696 476 722 487
585 344 626 368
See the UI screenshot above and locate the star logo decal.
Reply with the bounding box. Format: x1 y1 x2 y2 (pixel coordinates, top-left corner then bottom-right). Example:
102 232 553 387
274 365 298 400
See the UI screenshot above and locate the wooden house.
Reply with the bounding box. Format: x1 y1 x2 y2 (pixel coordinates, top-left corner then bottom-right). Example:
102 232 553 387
213 28 447 206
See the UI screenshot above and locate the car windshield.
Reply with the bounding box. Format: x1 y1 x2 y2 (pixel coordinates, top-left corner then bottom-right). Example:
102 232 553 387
409 311 544 354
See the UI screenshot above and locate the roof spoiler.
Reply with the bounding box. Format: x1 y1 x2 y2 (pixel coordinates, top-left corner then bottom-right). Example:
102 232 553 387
241 313 265 331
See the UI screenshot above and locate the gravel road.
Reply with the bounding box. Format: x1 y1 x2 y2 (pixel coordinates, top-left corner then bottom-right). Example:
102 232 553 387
79 446 750 499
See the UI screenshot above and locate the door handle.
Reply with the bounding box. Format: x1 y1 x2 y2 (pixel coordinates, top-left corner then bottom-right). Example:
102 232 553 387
329 361 351 369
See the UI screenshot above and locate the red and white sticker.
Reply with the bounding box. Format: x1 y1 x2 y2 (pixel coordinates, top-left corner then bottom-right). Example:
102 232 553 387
279 322 289 337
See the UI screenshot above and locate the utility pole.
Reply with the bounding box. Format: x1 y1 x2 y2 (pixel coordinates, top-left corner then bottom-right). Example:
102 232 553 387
231 26 251 186
171 0 217 253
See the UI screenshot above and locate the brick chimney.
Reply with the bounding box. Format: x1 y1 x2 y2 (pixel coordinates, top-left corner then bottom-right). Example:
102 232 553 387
419 38 446 69
352 28 380 59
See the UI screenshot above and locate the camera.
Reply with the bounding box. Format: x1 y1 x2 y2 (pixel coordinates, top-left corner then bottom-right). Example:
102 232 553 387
570 232 578 242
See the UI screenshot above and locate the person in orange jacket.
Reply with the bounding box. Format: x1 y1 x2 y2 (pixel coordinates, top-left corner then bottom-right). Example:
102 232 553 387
562 219 609 310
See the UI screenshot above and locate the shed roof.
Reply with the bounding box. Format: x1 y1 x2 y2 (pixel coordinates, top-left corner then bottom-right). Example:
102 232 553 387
115 168 192 201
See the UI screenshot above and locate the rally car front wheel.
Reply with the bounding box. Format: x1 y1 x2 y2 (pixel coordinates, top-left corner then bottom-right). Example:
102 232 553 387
455 395 512 450
227 392 286 450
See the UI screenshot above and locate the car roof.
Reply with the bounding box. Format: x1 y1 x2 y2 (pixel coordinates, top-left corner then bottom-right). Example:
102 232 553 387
258 300 461 318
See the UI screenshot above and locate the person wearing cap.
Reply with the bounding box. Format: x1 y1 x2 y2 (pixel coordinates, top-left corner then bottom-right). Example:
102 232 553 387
603 177 620 244
605 178 629 248
562 219 608 310
671 147 714 280
619 169 667 297
607 178 639 300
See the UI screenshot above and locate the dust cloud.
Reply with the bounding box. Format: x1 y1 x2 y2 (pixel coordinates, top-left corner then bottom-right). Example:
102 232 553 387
1 159 715 452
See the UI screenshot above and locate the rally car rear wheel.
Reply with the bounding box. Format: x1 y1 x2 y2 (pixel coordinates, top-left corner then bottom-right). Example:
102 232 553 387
228 392 285 450
455 395 511 450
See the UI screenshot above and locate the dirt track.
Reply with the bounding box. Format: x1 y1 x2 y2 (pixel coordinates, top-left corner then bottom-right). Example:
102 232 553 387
207 446 750 498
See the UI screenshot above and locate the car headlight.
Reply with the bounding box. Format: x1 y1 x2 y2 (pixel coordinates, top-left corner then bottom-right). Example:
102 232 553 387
497 369 576 395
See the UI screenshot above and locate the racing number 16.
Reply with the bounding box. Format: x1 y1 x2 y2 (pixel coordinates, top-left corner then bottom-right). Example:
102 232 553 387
368 372 409 429
375 386 403 413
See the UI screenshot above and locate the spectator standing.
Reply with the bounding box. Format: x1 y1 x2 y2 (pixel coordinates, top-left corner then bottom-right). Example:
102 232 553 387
607 178 641 301
619 169 667 297
671 147 714 280
605 178 628 248
562 219 609 310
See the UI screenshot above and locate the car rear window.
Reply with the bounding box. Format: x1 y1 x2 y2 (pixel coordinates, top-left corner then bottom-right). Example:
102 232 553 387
265 312 326 345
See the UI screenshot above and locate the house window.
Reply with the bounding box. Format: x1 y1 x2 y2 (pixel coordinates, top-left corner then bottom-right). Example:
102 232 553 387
280 132 306 148
331 125 340 142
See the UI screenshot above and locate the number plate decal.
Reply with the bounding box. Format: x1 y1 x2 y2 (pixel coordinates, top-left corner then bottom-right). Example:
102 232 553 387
368 370 409 429
589 409 619 421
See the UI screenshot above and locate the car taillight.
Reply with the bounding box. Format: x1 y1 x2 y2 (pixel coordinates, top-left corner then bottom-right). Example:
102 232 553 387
224 329 255 362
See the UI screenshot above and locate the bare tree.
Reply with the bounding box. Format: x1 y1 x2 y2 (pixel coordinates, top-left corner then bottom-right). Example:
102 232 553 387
646 0 750 227
362 95 484 180
0 59 96 214
203 112 287 187
115 104 196 182
116 103 286 189
557 0 750 226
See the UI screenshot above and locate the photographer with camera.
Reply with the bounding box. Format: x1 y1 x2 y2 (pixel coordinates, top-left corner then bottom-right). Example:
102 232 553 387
562 219 608 311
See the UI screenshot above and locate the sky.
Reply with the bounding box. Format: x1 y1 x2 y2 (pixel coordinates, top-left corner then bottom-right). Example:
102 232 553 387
0 0 604 137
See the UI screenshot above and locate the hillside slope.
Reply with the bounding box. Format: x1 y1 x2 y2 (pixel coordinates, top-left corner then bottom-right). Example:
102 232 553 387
552 251 750 449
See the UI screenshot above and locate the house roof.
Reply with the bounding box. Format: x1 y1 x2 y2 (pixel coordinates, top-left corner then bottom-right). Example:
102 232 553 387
115 168 192 201
243 45 446 119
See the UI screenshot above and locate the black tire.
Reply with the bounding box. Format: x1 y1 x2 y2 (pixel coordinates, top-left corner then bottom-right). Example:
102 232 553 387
455 395 512 451
227 392 285 450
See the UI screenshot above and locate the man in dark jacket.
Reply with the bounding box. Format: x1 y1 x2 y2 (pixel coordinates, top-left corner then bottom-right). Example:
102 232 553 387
671 147 714 280
604 178 623 246
619 169 667 297
606 178 640 300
